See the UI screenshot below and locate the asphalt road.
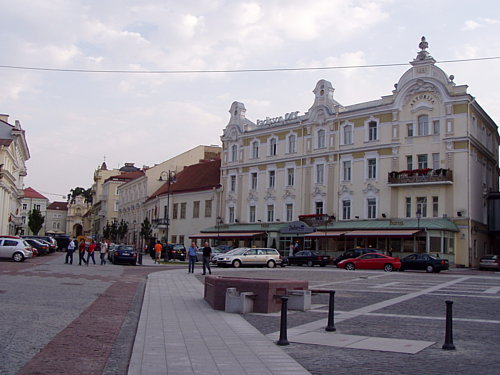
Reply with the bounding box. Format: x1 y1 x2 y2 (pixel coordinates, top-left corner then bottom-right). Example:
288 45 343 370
1 254 499 375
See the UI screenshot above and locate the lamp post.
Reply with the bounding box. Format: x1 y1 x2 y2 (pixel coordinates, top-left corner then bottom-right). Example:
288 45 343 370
216 216 223 246
416 210 421 252
323 214 335 256
159 170 176 262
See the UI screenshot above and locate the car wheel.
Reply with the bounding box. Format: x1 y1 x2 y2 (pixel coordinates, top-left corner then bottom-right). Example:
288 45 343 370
426 265 434 273
12 252 24 262
267 260 276 268
384 263 394 272
345 262 355 271
307 260 314 267
232 260 241 268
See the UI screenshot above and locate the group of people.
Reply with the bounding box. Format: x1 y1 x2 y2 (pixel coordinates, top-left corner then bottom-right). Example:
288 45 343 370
65 239 109 266
187 241 212 275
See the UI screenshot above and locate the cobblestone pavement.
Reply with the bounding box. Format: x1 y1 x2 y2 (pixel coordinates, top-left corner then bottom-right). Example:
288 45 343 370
198 266 500 375
0 252 181 375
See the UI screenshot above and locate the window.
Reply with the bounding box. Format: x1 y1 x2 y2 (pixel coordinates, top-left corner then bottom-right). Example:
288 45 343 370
343 161 351 181
418 115 429 136
367 198 376 219
315 201 323 215
432 153 439 170
417 154 428 169
316 164 324 184
171 235 177 243
230 175 236 192
204 200 212 217
270 138 277 156
407 123 414 137
34 204 41 211
406 155 413 170
405 197 411 218
179 235 185 245
432 196 439 217
164 205 168 218
229 207 235 223
252 141 259 159
180 203 186 219
416 197 427 217
342 200 351 220
317 129 326 149
288 135 296 153
268 170 275 188
433 120 440 135
22 203 27 210
22 216 26 224
249 206 256 223
114 201 119 212
343 125 353 145
251 172 258 190
193 201 200 218
267 205 274 222
173 203 178 219
367 159 377 179
287 168 294 186
231 145 238 162
286 204 293 222
368 121 378 141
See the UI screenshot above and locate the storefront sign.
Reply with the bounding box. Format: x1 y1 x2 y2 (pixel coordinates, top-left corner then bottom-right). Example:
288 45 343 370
257 111 299 126
280 221 315 234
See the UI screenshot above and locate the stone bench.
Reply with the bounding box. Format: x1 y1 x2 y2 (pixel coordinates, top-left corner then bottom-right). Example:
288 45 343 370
204 276 308 313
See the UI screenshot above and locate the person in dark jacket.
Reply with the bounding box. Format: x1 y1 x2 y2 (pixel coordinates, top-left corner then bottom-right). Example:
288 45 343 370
202 242 212 275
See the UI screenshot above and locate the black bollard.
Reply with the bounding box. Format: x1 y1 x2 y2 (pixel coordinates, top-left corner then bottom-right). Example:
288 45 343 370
442 300 456 350
325 290 336 332
277 296 289 346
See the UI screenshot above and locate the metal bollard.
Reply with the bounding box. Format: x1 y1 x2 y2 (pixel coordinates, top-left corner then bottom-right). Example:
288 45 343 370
442 300 456 350
277 296 289 346
325 290 336 332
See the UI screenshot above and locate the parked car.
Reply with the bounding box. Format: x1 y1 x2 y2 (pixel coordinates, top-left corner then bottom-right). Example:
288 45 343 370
214 245 234 253
196 246 224 262
23 236 57 252
148 243 186 261
333 248 383 265
53 235 71 250
479 255 500 271
337 253 401 272
400 253 449 273
214 247 283 268
24 238 50 256
108 244 117 262
285 250 331 267
0 236 33 262
111 245 137 265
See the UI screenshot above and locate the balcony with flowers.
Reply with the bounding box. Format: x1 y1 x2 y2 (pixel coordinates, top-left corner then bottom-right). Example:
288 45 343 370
388 168 453 186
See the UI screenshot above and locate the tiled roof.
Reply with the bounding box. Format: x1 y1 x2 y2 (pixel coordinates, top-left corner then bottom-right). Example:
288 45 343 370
24 187 48 200
148 159 221 200
47 201 68 210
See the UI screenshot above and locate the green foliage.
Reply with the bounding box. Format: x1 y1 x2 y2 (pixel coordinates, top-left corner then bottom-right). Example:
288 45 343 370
117 219 128 242
140 217 153 242
67 187 92 204
28 208 45 235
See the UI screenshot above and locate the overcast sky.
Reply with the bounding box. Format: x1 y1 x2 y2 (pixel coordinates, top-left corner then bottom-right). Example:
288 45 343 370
1 0 499 201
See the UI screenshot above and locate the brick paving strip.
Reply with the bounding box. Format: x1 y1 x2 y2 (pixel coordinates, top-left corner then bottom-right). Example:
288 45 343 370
16 267 170 375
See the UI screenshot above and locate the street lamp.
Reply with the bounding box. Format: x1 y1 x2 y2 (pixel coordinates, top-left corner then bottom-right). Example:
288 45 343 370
416 210 422 252
216 216 223 246
159 170 176 261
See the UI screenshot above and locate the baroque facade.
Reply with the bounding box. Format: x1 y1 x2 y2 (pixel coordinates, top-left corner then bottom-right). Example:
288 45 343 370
218 38 499 267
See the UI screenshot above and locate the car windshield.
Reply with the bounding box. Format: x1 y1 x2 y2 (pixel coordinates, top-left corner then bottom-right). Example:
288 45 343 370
228 248 247 255
119 246 135 251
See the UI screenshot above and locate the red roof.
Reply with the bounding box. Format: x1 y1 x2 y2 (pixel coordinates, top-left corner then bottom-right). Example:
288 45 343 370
104 170 145 183
148 159 221 201
24 187 48 200
47 201 68 210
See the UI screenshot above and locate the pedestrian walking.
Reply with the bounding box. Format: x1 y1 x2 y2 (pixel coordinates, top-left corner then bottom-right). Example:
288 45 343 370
294 240 299 253
87 240 96 265
65 238 76 264
100 241 108 265
187 242 198 273
201 241 212 275
154 241 162 264
78 239 87 266
289 243 294 257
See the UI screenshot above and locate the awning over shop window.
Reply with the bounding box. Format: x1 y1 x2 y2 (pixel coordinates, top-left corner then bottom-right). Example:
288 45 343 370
305 231 348 238
190 232 266 239
345 230 419 237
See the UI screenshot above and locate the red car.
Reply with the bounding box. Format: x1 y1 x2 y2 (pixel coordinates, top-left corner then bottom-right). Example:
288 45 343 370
337 253 401 272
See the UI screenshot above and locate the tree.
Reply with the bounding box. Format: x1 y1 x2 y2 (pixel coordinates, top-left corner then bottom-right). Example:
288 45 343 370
140 217 153 243
67 187 93 204
117 220 128 242
28 208 45 235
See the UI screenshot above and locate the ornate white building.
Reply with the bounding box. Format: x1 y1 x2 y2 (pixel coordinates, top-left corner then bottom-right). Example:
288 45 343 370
0 114 30 235
218 38 499 267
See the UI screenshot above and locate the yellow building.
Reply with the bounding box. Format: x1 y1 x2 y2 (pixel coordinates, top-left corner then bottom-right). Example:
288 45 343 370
219 38 498 267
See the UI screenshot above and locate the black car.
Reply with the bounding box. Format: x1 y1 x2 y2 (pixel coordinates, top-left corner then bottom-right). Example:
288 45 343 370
400 253 449 273
23 236 57 252
149 243 186 261
24 239 50 256
333 248 382 265
285 250 331 267
111 245 137 265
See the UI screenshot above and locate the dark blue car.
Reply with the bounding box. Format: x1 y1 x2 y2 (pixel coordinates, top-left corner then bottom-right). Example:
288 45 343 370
112 245 137 265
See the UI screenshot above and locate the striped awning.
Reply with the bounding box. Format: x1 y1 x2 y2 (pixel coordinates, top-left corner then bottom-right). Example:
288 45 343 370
189 232 266 239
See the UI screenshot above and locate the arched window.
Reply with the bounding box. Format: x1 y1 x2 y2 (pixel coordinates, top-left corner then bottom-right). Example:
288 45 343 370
269 138 277 156
343 125 353 145
252 141 259 159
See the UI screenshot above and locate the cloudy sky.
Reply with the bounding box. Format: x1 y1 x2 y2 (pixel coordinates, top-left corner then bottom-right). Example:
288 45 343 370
1 0 499 201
